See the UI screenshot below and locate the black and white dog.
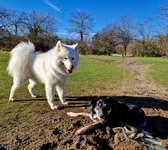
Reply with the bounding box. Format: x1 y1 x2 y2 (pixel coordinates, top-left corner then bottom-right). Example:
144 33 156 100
67 97 162 146
67 97 146 129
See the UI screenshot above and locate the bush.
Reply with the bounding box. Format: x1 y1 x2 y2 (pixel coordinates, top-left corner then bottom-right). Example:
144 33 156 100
0 35 59 52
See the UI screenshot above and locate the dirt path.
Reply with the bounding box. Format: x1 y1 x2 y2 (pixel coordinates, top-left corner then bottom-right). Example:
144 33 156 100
118 58 168 119
120 58 168 100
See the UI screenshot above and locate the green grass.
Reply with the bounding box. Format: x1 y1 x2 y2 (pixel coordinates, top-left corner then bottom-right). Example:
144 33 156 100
0 52 46 123
135 57 168 87
0 53 129 124
66 55 129 95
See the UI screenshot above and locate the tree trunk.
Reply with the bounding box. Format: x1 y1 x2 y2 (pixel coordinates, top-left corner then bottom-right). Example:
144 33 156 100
123 44 127 57
14 24 18 35
80 32 84 42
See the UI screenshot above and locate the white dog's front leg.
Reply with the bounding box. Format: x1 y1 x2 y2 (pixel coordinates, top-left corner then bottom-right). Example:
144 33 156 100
56 82 68 105
9 84 18 101
45 83 57 110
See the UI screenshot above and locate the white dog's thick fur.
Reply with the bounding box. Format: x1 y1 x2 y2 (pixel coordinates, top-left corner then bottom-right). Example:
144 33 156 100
7 41 79 109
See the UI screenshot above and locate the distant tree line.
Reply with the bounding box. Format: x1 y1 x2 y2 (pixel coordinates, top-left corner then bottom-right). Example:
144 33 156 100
1 2 168 57
91 13 168 57
84 2 168 57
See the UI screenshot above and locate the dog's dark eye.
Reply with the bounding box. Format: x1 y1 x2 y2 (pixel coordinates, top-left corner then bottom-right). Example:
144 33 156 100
98 102 102 107
72 57 74 60
104 104 107 107
104 105 110 110
64 57 68 60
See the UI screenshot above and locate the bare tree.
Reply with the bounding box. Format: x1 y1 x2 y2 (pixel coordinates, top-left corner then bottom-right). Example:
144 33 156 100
101 16 133 56
92 28 118 55
0 7 10 35
0 7 10 25
24 11 56 40
136 18 155 53
69 11 93 42
115 16 133 56
8 11 26 35
42 15 56 37
160 2 168 35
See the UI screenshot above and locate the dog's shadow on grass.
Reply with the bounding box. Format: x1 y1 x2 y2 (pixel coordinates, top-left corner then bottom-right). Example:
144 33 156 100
14 96 91 108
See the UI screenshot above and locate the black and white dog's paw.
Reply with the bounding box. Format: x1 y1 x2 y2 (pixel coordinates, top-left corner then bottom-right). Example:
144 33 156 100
67 112 77 117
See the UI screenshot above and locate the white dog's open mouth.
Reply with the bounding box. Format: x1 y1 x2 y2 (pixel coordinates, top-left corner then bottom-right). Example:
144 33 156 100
65 68 73 74
61 63 73 74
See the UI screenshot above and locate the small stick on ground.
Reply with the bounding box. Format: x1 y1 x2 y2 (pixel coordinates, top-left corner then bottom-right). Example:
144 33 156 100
75 121 100 135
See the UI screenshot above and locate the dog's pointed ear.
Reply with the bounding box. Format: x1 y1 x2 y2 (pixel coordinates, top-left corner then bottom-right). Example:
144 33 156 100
91 96 98 107
55 40 63 52
71 43 78 49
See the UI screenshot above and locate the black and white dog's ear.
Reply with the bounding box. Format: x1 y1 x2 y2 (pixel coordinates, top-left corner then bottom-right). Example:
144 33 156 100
91 96 98 108
105 97 118 106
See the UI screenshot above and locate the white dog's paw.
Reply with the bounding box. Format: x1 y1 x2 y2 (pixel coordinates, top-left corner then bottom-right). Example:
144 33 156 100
50 105 58 110
62 101 69 105
9 97 15 102
67 112 77 117
31 94 37 98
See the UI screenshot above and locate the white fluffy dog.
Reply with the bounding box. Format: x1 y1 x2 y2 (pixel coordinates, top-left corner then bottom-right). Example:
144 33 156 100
7 41 79 109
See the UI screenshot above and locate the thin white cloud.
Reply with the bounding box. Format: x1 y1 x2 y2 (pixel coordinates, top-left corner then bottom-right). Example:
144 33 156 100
44 0 62 13
57 31 69 36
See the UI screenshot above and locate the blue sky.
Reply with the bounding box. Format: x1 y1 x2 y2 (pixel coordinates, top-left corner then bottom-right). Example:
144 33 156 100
0 0 166 38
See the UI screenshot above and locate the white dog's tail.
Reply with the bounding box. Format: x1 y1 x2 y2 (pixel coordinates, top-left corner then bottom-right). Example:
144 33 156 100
7 41 35 79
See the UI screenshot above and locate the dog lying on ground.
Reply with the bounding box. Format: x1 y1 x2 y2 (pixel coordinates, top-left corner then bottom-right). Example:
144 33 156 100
67 97 163 146
67 97 153 137
67 97 164 147
67 97 147 128
7 41 79 109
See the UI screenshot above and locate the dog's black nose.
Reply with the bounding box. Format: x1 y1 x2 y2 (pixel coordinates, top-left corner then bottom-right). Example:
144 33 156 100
68 66 74 73
68 69 72 73
100 114 105 119
71 66 74 70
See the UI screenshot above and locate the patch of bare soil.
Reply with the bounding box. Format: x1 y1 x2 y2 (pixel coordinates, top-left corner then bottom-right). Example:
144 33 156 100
0 58 168 150
120 58 168 100
0 105 150 150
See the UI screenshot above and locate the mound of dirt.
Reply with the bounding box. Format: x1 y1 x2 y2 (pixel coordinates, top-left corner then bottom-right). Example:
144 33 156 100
41 121 149 150
2 105 167 150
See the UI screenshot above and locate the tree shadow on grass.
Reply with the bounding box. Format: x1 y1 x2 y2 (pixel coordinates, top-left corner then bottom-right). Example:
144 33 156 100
65 95 168 110
14 95 168 111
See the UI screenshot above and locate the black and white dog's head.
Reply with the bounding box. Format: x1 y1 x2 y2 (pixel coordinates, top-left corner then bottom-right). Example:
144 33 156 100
91 97 116 123
90 97 146 128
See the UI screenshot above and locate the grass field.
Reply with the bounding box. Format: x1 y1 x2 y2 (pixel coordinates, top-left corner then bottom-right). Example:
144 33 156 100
135 57 168 87
67 55 129 95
